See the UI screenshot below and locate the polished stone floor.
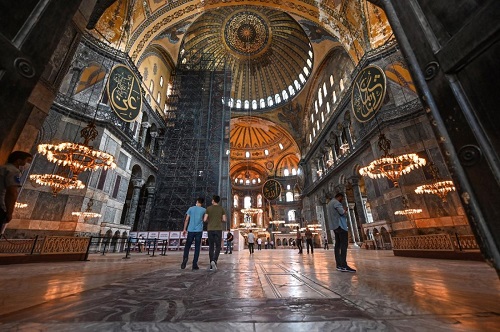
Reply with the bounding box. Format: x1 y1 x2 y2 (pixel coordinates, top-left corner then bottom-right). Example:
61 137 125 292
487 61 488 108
0 248 499 331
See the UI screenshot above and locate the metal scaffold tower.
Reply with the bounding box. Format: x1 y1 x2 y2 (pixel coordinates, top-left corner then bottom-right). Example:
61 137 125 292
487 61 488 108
148 53 232 231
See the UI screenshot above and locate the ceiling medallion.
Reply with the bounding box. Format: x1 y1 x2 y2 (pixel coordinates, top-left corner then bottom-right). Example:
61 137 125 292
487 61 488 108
224 10 270 56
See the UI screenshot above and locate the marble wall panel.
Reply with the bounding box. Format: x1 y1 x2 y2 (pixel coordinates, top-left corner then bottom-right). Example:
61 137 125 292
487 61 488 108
32 192 69 221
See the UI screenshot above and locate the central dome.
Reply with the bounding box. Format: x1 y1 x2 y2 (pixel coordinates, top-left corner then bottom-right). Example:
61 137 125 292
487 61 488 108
224 11 270 56
179 6 313 112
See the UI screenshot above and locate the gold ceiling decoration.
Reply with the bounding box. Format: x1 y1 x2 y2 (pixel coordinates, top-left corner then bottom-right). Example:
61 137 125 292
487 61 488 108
359 133 426 187
414 163 455 202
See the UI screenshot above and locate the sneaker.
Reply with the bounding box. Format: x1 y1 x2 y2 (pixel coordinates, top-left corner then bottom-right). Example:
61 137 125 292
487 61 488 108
210 261 217 270
192 265 199 270
336 266 344 271
343 266 356 273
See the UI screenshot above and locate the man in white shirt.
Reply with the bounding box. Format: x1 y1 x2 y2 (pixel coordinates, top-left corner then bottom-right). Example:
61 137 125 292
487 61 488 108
257 237 262 250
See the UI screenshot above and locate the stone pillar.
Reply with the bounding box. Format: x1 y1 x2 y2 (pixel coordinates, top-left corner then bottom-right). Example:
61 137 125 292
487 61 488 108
343 122 354 149
150 131 158 154
125 178 144 227
350 177 367 242
140 122 151 147
138 185 155 231
341 190 360 245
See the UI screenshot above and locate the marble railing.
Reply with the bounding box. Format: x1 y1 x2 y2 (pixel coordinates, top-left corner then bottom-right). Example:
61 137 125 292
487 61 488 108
0 236 90 254
392 234 479 251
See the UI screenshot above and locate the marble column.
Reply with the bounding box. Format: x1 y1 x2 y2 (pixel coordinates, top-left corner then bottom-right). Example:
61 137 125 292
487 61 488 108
140 122 151 147
343 122 354 149
350 177 367 242
138 185 155 231
342 191 359 245
149 131 158 155
125 178 144 228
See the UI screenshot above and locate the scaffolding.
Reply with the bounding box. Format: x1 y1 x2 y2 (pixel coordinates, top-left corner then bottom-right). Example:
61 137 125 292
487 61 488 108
148 53 232 231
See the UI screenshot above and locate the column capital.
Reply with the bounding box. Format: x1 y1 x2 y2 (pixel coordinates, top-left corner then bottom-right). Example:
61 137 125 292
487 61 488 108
146 185 156 195
349 176 360 186
131 178 144 188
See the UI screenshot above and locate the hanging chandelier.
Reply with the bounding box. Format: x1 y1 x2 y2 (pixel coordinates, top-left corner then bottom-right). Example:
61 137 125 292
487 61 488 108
38 122 116 178
414 163 455 202
72 198 101 220
30 173 85 197
394 195 422 216
269 220 285 225
241 207 263 215
359 133 426 187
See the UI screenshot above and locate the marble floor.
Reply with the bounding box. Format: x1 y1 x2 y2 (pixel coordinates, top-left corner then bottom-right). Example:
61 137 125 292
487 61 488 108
0 248 499 331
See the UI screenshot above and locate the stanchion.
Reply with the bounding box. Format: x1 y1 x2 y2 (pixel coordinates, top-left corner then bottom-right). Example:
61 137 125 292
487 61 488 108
151 238 157 257
123 237 132 259
30 235 39 255
84 236 93 261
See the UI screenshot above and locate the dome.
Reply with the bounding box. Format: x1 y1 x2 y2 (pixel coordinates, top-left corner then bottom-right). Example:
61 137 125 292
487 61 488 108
179 6 313 112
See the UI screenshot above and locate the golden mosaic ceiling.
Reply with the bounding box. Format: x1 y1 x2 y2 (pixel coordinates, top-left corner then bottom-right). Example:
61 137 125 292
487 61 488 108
179 6 313 112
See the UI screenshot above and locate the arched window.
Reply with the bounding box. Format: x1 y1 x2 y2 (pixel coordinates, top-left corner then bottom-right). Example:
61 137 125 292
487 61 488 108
291 168 297 175
286 192 294 202
260 99 265 108
229 98 234 107
303 67 310 76
156 92 161 104
267 96 273 106
288 85 295 96
316 120 320 130
323 82 327 97
340 78 344 91
284 168 289 176
159 76 164 87
311 113 314 123
282 90 288 100
275 94 281 104
149 80 154 92
244 196 251 209
294 80 301 90
309 134 312 143
326 102 330 114
233 194 239 208
299 74 306 83
286 184 291 190
236 99 242 108
288 210 296 221
315 101 318 113
318 89 323 106
330 75 334 87
321 112 325 123
257 194 263 207
252 100 258 109
333 91 337 103
244 100 250 109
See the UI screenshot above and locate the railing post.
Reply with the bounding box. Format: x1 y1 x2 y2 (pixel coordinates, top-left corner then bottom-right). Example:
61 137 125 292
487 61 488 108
151 238 157 257
30 235 39 255
84 236 93 261
123 237 132 259
455 233 463 251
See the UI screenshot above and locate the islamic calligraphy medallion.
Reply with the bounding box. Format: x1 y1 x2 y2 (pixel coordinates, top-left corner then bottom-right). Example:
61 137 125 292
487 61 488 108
351 65 387 123
107 64 142 122
224 10 270 56
262 179 281 201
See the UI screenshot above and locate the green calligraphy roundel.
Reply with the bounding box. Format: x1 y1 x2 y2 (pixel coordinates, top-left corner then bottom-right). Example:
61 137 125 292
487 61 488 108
351 65 387 123
262 179 282 201
107 64 143 122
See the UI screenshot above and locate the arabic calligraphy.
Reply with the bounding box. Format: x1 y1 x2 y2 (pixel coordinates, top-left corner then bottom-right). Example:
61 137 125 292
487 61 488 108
107 65 142 122
262 179 282 201
351 65 387 123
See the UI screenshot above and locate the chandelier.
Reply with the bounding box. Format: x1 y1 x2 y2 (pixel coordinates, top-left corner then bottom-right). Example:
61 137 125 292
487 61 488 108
414 163 455 202
269 220 285 225
241 207 263 215
30 173 85 197
72 198 101 220
394 195 422 216
15 202 28 209
359 133 426 187
38 122 116 179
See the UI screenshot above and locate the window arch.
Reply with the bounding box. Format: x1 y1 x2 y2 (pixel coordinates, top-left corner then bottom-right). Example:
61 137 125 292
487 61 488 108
286 192 294 202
